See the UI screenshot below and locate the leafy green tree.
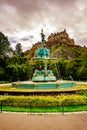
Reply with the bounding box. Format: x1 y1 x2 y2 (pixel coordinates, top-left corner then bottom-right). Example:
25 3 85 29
0 32 13 82
6 62 33 82
57 58 68 79
6 64 18 81
4 52 32 82
0 32 12 59
76 52 87 80
66 59 80 80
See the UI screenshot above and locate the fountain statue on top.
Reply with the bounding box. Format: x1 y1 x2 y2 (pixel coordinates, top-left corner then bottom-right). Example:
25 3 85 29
32 29 56 81
36 29 50 58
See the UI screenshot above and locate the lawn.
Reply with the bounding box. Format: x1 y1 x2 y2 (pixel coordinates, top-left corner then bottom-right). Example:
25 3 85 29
1 105 87 113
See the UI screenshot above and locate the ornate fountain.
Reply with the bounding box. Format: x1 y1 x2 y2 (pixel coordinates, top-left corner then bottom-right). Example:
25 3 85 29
32 29 57 82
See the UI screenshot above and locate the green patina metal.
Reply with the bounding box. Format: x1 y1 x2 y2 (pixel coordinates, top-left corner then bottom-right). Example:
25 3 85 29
60 81 75 88
12 81 74 89
36 46 50 58
36 82 58 89
32 29 56 82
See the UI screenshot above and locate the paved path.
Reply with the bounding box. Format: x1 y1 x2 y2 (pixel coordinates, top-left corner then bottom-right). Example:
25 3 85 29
0 112 87 130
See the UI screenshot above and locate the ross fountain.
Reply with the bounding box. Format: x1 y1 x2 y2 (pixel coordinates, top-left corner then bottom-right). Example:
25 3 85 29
32 29 57 82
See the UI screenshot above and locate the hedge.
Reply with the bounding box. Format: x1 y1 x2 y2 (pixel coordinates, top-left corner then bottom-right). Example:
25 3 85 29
0 94 87 107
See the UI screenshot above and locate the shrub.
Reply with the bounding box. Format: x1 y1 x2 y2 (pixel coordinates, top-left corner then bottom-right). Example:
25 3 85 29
0 94 87 107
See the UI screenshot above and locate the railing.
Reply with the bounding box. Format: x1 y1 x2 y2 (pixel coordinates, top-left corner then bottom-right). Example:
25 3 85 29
0 100 87 114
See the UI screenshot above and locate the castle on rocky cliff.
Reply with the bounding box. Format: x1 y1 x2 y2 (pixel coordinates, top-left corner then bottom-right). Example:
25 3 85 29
47 29 75 45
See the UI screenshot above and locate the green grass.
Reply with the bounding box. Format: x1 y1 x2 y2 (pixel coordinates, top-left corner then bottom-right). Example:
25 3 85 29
1 105 87 113
63 105 87 112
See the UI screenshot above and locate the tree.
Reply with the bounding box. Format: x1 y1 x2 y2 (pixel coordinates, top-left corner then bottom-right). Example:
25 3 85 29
0 32 12 59
76 52 87 80
0 66 5 81
15 43 22 56
66 59 80 80
0 32 13 82
57 58 67 79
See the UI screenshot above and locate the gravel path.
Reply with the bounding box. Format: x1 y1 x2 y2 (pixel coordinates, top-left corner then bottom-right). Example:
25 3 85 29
0 112 87 130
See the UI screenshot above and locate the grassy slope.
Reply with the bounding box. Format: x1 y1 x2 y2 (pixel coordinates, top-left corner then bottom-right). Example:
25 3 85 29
50 45 87 59
25 40 87 60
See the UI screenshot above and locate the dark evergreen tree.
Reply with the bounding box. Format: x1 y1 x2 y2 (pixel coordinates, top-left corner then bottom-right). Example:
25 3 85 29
0 32 12 59
15 43 22 56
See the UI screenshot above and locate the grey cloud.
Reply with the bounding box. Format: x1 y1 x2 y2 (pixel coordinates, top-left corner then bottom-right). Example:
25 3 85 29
0 0 87 49
0 0 77 16
77 37 87 47
8 37 17 44
0 0 44 14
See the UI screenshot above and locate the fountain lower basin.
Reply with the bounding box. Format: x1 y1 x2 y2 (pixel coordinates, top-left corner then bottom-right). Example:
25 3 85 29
12 80 75 89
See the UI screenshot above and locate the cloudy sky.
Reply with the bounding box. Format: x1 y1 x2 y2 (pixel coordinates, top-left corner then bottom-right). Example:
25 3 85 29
0 0 87 51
